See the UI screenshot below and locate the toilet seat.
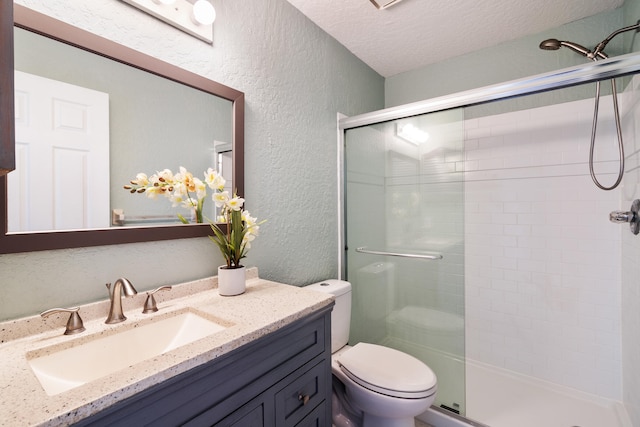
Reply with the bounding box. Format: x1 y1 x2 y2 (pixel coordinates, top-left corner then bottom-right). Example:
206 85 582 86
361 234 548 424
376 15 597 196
337 343 437 399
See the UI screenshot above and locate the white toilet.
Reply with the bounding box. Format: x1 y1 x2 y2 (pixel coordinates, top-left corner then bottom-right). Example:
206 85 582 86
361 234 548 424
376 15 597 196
307 279 437 427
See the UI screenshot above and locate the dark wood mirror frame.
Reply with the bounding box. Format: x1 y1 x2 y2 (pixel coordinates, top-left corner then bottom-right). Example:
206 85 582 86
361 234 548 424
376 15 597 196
0 4 244 254
0 2 15 177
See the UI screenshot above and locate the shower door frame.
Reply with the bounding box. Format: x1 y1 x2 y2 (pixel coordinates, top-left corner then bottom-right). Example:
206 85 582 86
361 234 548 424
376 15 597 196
338 51 640 278
340 52 640 130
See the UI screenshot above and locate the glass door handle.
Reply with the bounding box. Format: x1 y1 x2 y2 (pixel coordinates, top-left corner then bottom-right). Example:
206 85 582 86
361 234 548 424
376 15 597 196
355 247 443 260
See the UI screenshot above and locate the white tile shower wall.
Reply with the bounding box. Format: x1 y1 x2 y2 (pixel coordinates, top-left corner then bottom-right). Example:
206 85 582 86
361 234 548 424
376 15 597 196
464 96 623 400
621 74 640 426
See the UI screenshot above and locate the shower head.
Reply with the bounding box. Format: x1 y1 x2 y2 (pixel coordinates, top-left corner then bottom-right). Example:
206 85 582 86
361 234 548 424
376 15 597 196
539 39 561 50
538 39 595 58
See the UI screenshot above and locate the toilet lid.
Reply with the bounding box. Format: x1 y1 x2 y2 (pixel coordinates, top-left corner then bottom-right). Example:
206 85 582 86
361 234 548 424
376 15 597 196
337 343 437 399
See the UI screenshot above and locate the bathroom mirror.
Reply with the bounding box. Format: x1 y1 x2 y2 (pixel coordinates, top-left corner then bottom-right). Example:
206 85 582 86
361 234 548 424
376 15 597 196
0 5 245 254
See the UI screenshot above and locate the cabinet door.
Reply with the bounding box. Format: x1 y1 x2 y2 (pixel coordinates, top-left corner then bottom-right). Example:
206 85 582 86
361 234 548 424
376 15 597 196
215 400 265 427
275 361 327 427
184 390 271 427
294 401 327 427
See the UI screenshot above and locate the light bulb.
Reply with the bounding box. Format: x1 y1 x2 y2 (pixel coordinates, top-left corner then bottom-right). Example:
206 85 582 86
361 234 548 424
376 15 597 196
397 123 429 145
192 0 216 26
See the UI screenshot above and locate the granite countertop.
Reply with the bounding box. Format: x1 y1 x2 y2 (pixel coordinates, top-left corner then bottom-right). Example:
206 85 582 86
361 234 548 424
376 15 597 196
0 268 333 427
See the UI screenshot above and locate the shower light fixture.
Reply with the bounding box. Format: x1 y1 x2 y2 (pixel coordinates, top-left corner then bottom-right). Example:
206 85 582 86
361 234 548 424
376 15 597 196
121 0 215 43
396 122 429 145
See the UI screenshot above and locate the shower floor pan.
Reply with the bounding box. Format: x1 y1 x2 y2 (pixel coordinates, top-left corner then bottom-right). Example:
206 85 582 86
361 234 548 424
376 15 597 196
384 312 628 427
461 360 631 427
419 360 630 427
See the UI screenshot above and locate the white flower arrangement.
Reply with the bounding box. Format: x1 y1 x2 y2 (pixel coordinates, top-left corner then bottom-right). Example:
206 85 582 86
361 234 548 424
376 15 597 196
124 167 263 268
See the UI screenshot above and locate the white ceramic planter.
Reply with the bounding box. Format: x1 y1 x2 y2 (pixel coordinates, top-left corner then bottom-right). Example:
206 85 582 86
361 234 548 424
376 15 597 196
217 265 246 296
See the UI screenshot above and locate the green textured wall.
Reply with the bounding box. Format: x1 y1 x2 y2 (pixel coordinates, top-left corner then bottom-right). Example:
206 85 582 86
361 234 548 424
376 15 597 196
1 0 383 321
385 8 626 108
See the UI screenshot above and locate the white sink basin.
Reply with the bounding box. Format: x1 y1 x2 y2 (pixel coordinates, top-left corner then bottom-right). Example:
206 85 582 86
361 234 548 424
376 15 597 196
27 309 228 395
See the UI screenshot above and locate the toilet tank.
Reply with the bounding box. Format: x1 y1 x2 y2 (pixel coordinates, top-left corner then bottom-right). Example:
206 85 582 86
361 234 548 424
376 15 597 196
306 280 351 353
353 262 396 343
356 262 395 320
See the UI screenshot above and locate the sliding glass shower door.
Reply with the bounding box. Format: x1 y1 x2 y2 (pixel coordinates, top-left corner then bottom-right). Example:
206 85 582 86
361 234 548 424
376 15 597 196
344 108 466 414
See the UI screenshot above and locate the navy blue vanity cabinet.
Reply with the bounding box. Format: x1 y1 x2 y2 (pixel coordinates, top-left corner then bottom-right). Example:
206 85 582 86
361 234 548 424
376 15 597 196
74 305 332 427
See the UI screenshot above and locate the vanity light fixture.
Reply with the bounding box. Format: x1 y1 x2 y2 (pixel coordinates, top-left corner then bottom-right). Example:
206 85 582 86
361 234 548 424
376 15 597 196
369 0 406 10
192 0 216 26
396 122 429 145
121 0 215 43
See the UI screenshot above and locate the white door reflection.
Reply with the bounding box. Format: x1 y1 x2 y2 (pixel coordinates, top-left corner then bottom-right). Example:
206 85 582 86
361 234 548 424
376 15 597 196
10 71 110 232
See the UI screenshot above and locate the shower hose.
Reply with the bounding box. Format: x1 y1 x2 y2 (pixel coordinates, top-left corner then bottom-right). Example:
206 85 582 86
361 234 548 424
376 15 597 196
589 78 625 191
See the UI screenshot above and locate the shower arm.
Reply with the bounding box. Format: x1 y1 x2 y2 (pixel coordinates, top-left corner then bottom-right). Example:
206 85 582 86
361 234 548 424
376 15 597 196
591 21 640 59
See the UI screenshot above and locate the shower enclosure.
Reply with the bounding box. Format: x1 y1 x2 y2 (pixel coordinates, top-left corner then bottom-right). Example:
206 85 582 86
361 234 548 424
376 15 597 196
340 54 640 427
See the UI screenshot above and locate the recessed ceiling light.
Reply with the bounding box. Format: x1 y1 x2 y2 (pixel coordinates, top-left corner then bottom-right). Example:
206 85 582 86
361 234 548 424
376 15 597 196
369 0 406 10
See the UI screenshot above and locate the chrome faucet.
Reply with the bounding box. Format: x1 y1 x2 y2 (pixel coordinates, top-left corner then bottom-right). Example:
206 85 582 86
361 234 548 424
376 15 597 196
105 278 138 324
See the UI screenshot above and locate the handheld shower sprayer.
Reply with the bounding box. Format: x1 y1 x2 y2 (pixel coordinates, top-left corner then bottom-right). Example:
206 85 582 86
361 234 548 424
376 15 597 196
540 21 640 60
539 21 640 190
538 38 560 50
538 39 606 59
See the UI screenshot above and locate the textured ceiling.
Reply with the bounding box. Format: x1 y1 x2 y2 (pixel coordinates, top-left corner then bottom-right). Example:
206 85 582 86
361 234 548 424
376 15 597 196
286 0 625 77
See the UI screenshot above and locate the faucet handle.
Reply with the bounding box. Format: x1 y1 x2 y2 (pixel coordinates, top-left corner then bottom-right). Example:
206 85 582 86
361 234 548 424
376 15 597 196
142 286 172 313
41 307 86 335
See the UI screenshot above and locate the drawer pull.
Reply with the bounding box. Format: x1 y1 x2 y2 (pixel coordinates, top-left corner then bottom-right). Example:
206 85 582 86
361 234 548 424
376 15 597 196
298 393 310 405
